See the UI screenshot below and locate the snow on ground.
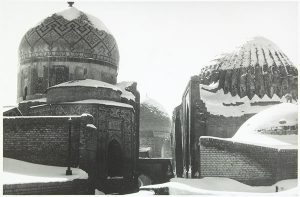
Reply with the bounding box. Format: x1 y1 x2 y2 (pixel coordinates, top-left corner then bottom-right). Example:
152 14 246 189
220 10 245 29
63 99 133 108
3 158 88 185
124 190 155 196
199 81 296 117
95 189 105 195
140 177 298 195
49 79 121 92
232 103 298 147
56 7 110 33
117 81 136 101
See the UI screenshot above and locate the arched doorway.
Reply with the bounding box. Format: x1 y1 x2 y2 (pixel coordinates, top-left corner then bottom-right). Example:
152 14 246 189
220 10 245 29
107 139 123 177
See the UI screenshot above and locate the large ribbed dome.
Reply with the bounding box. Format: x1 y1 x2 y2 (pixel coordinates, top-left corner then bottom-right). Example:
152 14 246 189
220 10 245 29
199 36 298 99
17 6 120 102
140 97 171 133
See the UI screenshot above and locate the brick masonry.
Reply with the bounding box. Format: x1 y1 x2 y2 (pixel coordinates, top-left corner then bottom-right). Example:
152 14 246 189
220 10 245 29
199 137 298 186
205 113 254 138
3 116 82 167
3 179 91 195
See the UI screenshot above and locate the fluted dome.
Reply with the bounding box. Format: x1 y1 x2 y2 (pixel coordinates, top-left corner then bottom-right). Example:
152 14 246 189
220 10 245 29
140 97 171 133
17 6 119 102
199 36 298 100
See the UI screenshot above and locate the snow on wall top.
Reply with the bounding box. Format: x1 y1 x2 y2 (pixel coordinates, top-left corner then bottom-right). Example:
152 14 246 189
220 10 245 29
232 103 298 146
56 7 110 33
48 79 122 92
3 158 88 184
117 81 136 101
63 99 133 109
199 81 296 117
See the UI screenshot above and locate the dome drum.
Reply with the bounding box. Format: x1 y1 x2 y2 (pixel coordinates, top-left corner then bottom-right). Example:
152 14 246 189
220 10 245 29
17 63 117 102
46 80 122 104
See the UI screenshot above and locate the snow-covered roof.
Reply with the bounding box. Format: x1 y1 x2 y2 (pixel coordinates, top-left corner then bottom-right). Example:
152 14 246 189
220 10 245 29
140 177 297 195
55 7 110 33
3 158 88 185
117 81 136 101
199 81 295 117
232 103 298 147
48 79 122 92
63 99 133 109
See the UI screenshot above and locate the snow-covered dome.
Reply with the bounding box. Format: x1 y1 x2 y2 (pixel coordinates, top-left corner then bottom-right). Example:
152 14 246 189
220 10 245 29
17 5 120 102
19 7 119 68
140 97 171 133
199 36 298 100
232 103 298 147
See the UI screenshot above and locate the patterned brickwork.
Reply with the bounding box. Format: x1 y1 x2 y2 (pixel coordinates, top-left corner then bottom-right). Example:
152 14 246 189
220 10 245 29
199 137 298 186
3 179 91 195
19 13 119 68
3 116 82 167
29 103 137 178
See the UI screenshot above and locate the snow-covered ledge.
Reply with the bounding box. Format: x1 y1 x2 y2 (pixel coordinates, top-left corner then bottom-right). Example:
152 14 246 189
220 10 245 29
3 158 88 185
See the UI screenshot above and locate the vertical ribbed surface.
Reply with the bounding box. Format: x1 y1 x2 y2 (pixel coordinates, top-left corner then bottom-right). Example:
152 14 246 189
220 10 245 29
199 37 297 99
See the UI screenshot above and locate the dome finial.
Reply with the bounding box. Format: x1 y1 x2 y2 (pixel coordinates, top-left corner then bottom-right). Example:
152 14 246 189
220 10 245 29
67 1 74 7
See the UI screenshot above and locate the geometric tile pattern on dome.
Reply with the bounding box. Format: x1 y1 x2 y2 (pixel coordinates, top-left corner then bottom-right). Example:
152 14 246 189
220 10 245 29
19 13 119 68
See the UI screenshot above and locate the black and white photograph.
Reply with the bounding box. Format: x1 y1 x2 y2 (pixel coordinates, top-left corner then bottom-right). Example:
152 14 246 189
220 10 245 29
0 0 298 195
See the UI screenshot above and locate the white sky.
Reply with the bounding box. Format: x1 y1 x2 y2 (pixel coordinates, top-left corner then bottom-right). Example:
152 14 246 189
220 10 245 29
0 1 298 116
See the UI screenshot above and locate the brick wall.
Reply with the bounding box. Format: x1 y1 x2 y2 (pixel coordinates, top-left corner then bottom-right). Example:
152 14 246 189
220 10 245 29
205 113 254 138
3 116 82 167
199 137 297 186
3 179 91 195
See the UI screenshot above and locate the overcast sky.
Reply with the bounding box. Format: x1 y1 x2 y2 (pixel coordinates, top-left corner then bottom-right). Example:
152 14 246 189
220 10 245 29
0 1 298 116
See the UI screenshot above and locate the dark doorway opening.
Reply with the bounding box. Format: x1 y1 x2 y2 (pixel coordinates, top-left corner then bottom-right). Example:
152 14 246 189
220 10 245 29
23 86 28 100
107 140 123 177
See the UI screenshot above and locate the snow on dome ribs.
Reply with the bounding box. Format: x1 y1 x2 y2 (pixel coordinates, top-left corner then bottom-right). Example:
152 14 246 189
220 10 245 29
198 36 298 100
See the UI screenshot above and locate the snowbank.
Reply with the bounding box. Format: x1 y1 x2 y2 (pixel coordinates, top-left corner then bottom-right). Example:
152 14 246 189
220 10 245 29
124 190 155 196
3 158 88 185
140 177 297 195
199 81 295 117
